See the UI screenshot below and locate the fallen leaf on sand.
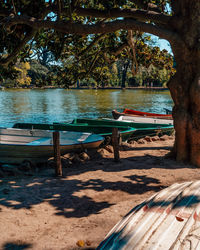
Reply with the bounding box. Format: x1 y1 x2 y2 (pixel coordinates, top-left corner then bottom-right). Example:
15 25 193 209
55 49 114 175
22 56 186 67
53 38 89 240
76 240 85 247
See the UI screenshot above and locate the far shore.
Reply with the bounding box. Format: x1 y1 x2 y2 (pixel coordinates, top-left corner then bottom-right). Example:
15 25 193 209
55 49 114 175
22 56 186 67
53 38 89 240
0 85 169 91
70 86 169 91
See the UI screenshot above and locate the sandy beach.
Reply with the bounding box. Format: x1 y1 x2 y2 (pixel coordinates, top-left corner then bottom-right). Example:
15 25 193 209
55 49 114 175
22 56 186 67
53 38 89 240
1 136 200 250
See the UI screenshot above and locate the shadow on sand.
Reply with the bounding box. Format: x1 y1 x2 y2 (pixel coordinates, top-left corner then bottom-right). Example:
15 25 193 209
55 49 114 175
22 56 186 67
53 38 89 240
3 242 32 250
0 143 196 219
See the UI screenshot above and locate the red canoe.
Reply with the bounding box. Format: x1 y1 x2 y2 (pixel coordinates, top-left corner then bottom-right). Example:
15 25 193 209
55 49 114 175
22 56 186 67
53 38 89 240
123 108 172 118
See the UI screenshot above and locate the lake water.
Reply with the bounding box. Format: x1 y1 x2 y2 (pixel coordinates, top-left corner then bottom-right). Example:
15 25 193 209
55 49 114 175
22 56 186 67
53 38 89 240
0 89 173 127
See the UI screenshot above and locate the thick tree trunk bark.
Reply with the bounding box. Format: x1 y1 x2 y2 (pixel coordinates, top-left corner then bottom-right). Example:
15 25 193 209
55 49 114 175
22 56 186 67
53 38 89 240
168 63 200 166
168 69 191 163
168 0 200 166
189 74 200 166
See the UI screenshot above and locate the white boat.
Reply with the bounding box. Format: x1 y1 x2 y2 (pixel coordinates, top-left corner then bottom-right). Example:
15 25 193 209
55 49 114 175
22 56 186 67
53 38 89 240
112 109 173 125
98 180 200 249
116 114 173 125
0 128 104 164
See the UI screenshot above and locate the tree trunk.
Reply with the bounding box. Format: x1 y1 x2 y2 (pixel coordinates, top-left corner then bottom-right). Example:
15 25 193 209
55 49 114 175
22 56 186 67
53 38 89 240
168 0 200 167
121 61 130 88
168 56 200 167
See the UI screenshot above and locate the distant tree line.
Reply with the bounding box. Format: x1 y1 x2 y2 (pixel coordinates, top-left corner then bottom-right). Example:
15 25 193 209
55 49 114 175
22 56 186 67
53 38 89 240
1 47 174 89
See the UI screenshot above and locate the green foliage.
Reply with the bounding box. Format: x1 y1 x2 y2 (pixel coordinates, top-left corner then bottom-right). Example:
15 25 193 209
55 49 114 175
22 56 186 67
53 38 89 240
0 0 174 87
132 64 172 87
14 61 31 85
28 60 49 86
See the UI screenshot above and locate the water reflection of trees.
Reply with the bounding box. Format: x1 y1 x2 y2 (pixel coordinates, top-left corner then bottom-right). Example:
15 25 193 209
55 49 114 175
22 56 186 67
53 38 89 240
0 89 173 126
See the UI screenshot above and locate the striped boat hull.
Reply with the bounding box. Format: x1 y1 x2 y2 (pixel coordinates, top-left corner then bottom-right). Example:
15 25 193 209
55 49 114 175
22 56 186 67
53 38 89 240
98 181 200 249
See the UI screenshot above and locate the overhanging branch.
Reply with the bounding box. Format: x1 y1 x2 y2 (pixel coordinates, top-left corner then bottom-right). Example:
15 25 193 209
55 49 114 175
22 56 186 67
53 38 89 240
74 7 169 25
113 43 128 56
103 42 128 64
3 15 181 45
0 29 37 66
0 8 51 67
78 33 105 57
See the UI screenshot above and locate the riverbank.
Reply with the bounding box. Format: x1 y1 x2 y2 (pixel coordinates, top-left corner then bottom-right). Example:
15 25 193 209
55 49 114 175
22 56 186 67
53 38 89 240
1 86 169 91
0 136 199 249
69 86 169 91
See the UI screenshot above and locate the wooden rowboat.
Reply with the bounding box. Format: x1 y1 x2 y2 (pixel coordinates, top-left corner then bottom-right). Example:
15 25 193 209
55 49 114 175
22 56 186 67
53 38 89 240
13 118 174 143
98 180 200 249
72 118 173 129
0 128 104 164
13 122 136 142
112 109 173 120
123 108 172 118
112 110 173 126
116 114 173 125
71 118 174 139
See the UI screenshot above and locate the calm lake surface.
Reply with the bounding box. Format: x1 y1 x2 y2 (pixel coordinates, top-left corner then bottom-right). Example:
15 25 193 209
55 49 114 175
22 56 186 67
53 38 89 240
0 89 173 127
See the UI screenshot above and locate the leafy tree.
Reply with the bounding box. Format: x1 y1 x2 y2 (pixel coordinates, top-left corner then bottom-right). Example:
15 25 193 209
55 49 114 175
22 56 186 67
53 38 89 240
28 59 49 86
0 0 199 167
14 61 31 86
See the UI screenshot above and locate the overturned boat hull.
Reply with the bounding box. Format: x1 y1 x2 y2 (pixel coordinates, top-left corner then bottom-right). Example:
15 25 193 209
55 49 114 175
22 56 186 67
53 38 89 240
98 180 200 249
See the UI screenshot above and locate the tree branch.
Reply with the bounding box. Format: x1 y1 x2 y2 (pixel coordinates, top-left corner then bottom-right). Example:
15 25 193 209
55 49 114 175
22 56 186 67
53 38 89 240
73 7 170 25
0 29 37 66
103 43 128 64
11 0 17 15
3 15 181 45
86 52 99 75
48 5 169 25
78 33 105 57
0 7 51 67
127 30 138 76
113 43 128 56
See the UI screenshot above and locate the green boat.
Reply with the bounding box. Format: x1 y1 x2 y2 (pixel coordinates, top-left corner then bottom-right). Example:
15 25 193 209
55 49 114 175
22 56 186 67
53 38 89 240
71 118 174 140
13 118 174 143
72 118 173 129
13 122 136 143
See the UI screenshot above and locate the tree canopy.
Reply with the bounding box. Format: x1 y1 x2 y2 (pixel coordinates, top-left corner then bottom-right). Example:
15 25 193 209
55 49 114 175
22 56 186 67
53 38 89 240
0 0 174 84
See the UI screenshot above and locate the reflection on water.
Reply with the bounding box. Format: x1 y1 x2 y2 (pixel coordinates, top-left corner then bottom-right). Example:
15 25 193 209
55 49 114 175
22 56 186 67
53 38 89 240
0 89 173 127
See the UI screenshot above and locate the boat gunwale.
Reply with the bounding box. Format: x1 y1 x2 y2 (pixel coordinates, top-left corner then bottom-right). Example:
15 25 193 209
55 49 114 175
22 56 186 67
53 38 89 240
13 122 138 136
123 108 172 118
73 117 173 127
0 138 104 147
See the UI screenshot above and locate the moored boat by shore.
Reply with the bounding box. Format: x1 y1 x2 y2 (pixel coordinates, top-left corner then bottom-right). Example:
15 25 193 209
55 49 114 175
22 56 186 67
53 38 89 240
0 128 104 164
13 120 174 143
112 109 173 126
13 122 136 143
122 108 172 118
71 118 174 139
